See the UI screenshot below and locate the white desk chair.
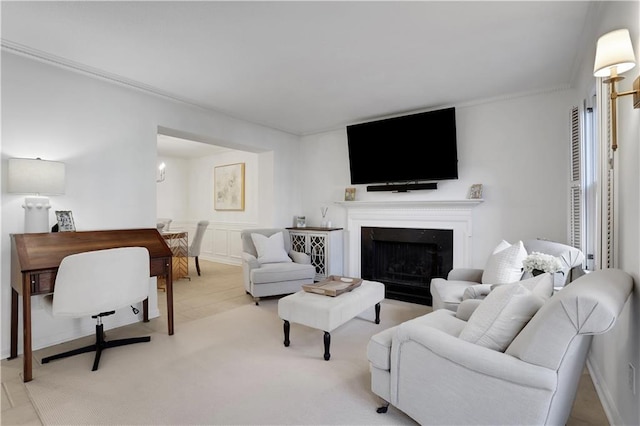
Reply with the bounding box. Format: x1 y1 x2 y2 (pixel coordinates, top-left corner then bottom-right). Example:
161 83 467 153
41 247 151 371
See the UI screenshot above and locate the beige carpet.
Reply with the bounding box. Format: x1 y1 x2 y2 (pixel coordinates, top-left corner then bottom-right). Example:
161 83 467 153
25 298 429 425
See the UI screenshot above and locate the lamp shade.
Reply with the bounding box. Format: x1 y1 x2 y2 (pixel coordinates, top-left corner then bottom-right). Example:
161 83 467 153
8 158 66 195
593 29 637 77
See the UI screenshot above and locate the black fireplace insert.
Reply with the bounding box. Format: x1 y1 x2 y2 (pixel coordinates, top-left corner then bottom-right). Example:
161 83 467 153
361 227 453 305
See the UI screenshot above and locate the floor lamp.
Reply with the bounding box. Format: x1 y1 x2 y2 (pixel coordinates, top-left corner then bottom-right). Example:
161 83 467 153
8 158 66 233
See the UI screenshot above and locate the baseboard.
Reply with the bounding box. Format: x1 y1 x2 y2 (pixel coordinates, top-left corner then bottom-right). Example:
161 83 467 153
586 356 621 425
202 254 241 267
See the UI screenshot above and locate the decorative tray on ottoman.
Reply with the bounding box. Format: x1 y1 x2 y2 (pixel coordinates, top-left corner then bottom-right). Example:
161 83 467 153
302 276 363 297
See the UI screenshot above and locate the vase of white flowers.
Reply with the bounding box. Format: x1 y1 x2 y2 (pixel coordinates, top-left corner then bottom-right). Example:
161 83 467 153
522 252 563 276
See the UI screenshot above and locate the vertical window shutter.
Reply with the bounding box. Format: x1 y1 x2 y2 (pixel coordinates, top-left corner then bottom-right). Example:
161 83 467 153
569 106 582 249
602 89 616 269
571 107 581 182
605 157 614 267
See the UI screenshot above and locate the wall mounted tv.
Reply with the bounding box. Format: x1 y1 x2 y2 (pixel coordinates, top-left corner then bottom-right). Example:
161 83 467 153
347 107 458 192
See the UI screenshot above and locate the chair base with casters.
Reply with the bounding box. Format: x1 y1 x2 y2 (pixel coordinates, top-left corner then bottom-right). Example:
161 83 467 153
41 310 151 371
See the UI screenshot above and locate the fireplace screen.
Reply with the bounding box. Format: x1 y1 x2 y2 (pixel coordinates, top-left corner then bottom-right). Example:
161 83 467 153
361 227 453 305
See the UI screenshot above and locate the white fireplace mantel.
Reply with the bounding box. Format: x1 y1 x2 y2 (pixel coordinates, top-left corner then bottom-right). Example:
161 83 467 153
335 199 483 277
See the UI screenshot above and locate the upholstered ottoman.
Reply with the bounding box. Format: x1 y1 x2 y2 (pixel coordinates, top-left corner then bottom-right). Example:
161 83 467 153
277 280 385 360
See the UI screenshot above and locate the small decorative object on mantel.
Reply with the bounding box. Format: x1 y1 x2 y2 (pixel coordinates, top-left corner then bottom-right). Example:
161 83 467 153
522 252 563 276
296 216 306 228
345 187 356 201
320 206 329 227
302 276 363 297
468 184 483 199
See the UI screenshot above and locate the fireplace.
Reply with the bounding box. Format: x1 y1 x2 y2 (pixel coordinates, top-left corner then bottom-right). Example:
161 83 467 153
339 199 482 305
361 227 453 305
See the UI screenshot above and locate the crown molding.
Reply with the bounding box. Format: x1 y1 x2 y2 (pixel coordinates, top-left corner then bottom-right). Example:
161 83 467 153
1 39 201 105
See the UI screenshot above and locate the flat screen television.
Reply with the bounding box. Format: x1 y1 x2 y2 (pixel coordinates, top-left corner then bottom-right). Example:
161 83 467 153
347 107 458 187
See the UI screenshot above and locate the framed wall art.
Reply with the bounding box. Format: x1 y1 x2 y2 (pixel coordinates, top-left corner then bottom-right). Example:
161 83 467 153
55 210 76 232
214 162 245 211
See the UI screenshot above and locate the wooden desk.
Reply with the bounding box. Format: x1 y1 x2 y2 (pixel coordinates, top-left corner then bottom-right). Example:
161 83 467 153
10 229 174 382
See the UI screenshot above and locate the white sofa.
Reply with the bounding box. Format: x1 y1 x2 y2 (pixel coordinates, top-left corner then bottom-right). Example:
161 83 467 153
367 269 632 425
430 239 585 312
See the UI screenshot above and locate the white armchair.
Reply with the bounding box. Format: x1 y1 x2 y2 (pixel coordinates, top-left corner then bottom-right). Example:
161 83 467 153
367 269 632 425
431 239 585 312
240 228 316 305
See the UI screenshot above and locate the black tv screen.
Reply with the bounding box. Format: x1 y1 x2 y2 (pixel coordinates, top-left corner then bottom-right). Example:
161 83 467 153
347 107 458 185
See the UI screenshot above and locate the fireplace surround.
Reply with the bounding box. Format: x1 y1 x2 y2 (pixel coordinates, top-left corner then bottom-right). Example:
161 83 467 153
337 200 482 305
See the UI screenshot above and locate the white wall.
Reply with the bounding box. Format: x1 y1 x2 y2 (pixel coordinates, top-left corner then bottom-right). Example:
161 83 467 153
1 52 301 358
300 89 575 268
156 149 262 265
156 156 190 222
570 2 640 425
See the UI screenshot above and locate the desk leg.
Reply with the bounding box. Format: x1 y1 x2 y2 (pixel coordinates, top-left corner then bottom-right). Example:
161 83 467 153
22 287 33 382
10 288 18 359
166 267 174 336
143 299 149 322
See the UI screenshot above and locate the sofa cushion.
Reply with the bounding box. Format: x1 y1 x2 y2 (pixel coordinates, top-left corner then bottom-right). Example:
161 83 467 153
250 261 315 284
481 240 527 284
251 232 292 264
459 274 552 352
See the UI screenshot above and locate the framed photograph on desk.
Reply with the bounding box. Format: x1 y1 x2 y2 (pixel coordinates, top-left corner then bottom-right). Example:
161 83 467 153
55 210 76 232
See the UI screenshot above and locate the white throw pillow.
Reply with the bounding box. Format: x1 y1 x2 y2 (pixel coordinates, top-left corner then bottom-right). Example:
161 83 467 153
459 273 552 352
481 240 527 284
251 232 292 264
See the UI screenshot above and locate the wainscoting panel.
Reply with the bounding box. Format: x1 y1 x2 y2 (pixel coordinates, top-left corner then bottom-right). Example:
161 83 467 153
212 227 229 257
228 229 243 261
168 221 245 266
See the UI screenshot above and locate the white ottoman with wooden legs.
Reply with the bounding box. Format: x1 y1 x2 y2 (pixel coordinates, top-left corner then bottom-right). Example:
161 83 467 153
277 280 385 360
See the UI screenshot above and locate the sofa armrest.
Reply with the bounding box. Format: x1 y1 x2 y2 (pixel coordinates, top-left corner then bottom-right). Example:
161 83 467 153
288 250 311 264
462 284 493 300
391 320 556 391
447 268 484 283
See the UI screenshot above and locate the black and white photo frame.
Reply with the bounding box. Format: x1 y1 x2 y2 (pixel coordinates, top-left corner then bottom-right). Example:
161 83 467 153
55 210 76 232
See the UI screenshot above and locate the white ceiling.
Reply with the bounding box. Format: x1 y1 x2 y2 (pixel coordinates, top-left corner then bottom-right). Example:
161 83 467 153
2 1 595 138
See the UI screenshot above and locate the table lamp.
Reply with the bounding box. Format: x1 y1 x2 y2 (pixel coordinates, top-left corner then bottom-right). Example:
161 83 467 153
8 158 66 233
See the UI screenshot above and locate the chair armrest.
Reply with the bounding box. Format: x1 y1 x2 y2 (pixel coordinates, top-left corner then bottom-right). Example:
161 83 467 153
289 250 311 264
241 252 260 269
392 320 556 391
447 268 484 283
462 284 493 300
